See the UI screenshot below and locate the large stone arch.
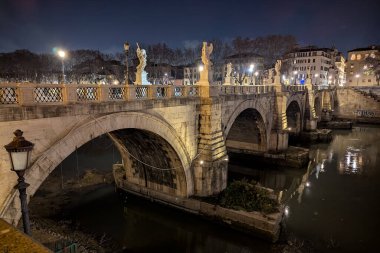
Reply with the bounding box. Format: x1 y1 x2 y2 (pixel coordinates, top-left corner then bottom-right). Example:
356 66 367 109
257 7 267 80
286 97 303 134
314 95 322 119
223 99 272 152
1 111 193 224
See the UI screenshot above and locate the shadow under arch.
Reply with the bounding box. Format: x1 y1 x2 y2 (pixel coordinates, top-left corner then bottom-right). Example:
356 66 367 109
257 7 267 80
2 111 194 224
286 100 302 139
225 108 268 154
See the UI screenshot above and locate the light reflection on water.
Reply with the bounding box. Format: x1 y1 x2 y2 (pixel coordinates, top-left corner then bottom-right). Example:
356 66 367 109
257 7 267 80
33 126 380 253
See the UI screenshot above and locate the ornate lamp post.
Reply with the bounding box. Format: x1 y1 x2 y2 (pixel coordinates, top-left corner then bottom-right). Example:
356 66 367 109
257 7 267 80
4 130 34 235
57 50 66 84
124 42 130 85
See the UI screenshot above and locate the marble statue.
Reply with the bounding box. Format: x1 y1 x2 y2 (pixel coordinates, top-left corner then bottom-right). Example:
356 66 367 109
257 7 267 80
135 43 150 85
199 42 213 84
275 60 282 77
224 62 232 85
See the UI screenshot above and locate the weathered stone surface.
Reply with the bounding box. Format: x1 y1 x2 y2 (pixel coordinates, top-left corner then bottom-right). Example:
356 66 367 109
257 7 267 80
0 84 331 224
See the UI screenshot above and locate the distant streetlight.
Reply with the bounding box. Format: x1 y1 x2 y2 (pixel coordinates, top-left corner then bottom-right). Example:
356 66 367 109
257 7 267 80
4 130 34 236
293 70 298 84
314 73 319 85
124 42 130 85
198 65 204 72
355 74 360 86
57 49 66 84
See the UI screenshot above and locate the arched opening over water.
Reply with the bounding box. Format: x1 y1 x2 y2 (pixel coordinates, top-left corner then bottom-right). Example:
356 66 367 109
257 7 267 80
314 96 321 119
225 108 267 154
286 100 302 138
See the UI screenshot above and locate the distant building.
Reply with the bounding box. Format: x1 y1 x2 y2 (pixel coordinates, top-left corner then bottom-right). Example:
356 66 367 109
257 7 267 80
183 53 265 85
183 62 200 85
282 46 345 86
346 45 380 86
223 53 264 85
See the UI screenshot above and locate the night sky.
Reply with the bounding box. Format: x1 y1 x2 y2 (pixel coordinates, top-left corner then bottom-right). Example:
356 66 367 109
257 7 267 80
1 0 379 54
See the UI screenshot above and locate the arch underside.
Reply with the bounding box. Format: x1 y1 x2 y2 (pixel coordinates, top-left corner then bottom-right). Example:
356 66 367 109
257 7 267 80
1 112 193 224
112 129 186 196
226 108 267 154
286 100 302 135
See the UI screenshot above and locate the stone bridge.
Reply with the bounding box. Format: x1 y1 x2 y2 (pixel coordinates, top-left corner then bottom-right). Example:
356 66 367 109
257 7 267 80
0 81 334 224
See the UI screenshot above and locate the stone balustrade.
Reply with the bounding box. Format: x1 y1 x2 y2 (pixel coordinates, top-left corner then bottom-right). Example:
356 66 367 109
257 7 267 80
0 83 307 106
282 84 306 92
0 83 201 105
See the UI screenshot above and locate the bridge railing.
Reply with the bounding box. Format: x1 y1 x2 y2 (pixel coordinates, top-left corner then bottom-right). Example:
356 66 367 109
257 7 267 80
219 85 274 95
1 83 279 106
282 85 306 92
0 83 203 105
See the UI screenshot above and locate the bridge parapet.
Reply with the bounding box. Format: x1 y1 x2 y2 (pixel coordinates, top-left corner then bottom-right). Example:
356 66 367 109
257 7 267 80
282 85 306 93
1 83 279 106
219 85 274 95
0 83 201 105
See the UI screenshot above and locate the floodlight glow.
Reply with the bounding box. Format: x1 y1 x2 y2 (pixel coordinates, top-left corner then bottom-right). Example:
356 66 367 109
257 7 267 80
57 50 66 59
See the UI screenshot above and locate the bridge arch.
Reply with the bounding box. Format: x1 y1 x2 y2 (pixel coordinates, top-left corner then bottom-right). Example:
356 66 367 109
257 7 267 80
223 99 271 153
314 96 322 118
286 98 303 135
2 112 193 223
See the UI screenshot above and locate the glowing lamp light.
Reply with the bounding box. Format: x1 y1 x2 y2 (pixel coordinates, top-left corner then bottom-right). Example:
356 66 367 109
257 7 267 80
113 80 119 85
306 181 311 187
57 50 66 59
200 160 204 165
355 74 360 78
254 71 259 77
314 73 319 78
284 206 290 217
293 71 298 75
198 65 204 72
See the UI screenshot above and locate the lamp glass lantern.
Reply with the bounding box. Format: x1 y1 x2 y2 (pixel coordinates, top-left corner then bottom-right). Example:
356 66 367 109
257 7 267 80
4 130 34 173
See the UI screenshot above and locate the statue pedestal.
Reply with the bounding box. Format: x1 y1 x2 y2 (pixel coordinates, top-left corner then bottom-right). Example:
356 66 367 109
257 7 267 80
141 71 151 85
135 71 151 85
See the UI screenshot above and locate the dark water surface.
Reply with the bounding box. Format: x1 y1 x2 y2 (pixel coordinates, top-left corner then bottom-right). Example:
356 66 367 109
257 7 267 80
37 125 380 252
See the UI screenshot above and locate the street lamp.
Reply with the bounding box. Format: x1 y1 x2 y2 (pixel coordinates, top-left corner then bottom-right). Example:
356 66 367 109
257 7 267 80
4 130 34 235
124 42 130 85
314 73 319 85
293 70 298 84
355 74 360 86
254 71 259 85
57 50 66 84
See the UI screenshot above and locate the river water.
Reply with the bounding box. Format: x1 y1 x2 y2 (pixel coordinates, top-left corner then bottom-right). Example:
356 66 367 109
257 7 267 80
33 125 380 252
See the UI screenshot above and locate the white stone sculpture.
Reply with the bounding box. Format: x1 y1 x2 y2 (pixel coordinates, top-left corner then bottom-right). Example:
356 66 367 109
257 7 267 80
135 43 150 85
224 62 232 85
199 42 213 85
274 60 282 85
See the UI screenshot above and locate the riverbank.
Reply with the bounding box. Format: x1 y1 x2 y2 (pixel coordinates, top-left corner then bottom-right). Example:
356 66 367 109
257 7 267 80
28 169 121 252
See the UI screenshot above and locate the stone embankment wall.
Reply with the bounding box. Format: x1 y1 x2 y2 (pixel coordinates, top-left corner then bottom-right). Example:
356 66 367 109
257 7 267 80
335 88 380 123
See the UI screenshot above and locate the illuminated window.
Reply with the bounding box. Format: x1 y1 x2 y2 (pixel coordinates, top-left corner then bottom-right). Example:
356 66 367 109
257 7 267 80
357 54 362 60
350 54 356 60
370 53 376 58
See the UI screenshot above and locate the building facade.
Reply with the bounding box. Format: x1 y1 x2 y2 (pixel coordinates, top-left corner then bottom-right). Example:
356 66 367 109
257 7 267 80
282 46 345 86
346 45 380 86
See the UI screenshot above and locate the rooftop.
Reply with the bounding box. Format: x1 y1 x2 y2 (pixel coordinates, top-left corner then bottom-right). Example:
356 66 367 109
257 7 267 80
348 45 380 52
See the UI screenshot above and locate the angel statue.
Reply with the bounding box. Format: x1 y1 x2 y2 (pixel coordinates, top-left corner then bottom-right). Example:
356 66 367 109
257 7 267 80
135 43 150 85
201 42 213 68
274 60 282 77
136 43 147 72
199 42 213 84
